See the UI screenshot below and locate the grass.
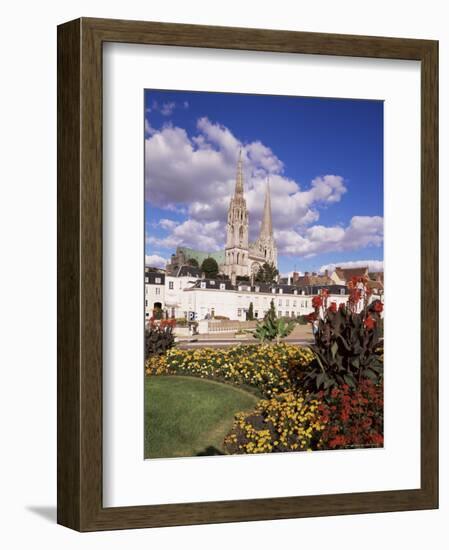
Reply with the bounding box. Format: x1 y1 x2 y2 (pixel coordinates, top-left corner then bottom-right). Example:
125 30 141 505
145 375 259 459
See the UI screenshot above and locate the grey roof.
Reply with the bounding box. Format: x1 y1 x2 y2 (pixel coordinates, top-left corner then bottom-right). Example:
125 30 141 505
145 272 165 285
188 279 348 295
175 265 202 278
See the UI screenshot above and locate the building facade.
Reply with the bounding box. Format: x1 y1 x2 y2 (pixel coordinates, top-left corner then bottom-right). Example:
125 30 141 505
145 271 359 322
222 151 277 282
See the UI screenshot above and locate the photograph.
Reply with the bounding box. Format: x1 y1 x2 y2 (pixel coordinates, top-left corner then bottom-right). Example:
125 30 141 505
143 89 384 459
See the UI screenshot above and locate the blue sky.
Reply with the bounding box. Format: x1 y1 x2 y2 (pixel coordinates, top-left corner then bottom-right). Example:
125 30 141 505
144 89 383 275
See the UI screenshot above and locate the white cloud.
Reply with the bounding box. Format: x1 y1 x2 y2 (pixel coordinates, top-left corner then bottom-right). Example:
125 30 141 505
145 118 348 238
160 102 176 116
144 117 383 259
275 216 383 258
145 254 168 269
319 260 384 273
148 219 224 252
158 218 178 230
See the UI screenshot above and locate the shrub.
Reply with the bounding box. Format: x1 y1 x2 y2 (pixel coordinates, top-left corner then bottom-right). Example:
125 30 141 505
296 314 309 325
299 282 383 392
315 380 383 449
224 392 323 454
213 315 229 320
253 302 295 344
247 302 255 321
145 323 175 358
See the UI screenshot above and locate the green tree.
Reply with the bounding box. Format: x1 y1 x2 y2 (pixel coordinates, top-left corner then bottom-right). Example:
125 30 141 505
247 302 254 321
255 262 279 284
187 258 199 267
267 298 276 320
201 257 219 278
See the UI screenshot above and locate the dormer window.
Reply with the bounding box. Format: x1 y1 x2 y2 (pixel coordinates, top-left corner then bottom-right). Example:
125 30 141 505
210 280 215 285
255 286 260 292
294 289 298 295
279 288 283 295
155 277 161 284
272 288 276 294
200 282 206 289
220 283 226 290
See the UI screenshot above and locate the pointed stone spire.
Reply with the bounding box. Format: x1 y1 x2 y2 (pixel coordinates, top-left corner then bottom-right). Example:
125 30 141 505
260 178 273 238
234 149 244 197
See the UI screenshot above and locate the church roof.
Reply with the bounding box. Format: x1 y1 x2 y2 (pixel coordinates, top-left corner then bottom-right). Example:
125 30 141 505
175 246 225 266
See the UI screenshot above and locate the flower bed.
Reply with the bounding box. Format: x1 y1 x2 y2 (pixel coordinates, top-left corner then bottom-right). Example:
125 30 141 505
316 381 384 449
145 344 314 398
223 380 383 453
145 340 383 454
223 391 324 454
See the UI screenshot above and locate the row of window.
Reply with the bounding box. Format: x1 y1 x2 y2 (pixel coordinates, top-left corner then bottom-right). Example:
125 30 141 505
236 309 299 318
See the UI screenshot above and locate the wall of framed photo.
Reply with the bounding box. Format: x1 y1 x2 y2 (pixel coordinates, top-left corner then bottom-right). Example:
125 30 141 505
103 41 421 507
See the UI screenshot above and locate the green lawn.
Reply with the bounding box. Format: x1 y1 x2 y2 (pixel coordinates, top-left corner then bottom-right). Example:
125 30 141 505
145 376 259 459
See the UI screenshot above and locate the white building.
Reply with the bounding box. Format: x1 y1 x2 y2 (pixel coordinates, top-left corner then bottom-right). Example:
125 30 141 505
145 270 352 321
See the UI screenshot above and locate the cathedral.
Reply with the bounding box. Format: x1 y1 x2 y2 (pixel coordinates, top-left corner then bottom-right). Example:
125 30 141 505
166 151 277 282
221 151 277 282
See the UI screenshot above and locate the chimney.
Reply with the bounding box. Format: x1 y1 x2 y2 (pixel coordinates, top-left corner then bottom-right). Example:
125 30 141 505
305 271 309 276
325 269 329 277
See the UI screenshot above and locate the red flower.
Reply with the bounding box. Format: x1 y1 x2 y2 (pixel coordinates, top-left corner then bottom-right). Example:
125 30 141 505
338 303 345 311
307 312 317 323
373 301 384 313
364 315 376 330
328 302 337 313
312 295 323 308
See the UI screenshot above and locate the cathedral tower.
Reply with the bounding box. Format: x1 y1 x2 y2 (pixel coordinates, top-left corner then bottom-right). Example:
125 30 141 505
224 151 250 280
256 178 277 267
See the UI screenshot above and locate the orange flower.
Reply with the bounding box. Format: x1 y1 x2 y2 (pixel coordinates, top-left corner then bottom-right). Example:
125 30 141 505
364 315 376 330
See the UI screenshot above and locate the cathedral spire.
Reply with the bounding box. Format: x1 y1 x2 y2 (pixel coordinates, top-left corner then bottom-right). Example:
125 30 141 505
234 149 244 197
259 178 273 238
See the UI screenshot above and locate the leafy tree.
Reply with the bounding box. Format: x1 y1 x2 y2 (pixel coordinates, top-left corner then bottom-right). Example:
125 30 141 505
247 302 254 321
255 262 279 284
200 257 219 278
187 258 199 267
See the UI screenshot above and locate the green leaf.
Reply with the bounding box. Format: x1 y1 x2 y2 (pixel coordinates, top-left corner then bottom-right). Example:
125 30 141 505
316 372 325 389
343 373 356 388
331 341 338 359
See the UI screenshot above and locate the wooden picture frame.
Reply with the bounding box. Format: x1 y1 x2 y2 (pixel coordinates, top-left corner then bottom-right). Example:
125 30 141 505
57 17 438 531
